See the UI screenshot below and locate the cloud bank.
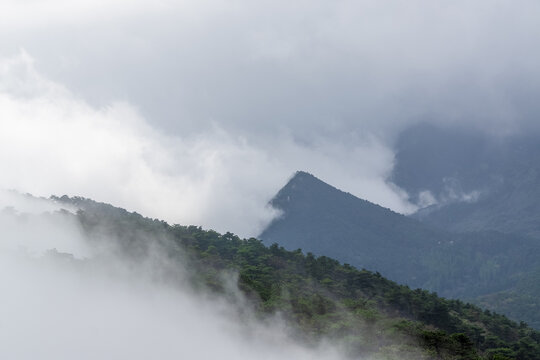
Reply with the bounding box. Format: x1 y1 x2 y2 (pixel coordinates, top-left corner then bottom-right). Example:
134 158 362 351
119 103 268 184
2 0 540 235
3 0 540 137
0 194 350 360
0 51 412 236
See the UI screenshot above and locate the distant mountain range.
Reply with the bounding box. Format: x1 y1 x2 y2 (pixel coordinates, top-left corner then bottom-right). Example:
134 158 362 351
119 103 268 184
392 123 540 239
259 170 540 329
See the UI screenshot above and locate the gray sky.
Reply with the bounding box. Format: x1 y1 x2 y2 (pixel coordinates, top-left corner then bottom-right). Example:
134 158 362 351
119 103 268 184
1 0 540 236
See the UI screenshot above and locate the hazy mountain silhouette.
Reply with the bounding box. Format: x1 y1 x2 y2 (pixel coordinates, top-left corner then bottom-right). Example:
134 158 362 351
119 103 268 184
392 123 540 239
259 171 540 328
260 171 453 286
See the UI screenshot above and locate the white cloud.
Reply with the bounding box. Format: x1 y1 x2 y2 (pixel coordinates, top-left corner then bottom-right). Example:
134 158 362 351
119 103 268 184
0 254 344 360
4 0 540 140
5 0 537 235
0 0 172 29
0 52 412 237
0 51 278 235
0 197 347 360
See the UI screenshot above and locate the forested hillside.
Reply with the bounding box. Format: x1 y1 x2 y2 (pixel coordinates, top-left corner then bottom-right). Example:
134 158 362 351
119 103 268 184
259 172 540 329
53 195 540 359
391 123 540 329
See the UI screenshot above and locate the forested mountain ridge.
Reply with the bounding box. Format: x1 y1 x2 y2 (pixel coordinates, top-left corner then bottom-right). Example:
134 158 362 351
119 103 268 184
390 123 540 329
51 195 540 360
260 171 452 286
258 172 540 329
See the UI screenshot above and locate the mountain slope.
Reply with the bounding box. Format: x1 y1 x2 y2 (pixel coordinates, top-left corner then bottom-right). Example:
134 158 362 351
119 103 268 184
51 195 540 359
258 172 540 328
259 171 452 287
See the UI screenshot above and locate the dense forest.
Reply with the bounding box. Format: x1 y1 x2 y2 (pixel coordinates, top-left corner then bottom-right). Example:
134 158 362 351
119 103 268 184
55 195 540 360
260 171 540 329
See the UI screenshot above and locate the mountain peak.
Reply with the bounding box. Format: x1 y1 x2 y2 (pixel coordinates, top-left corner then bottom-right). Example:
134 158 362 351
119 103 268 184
261 171 448 287
285 171 323 188
293 170 313 178
270 171 358 213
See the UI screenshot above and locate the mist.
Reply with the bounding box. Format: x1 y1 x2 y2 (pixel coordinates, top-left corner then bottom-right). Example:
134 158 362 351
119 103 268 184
0 51 414 237
0 192 355 360
1 1 538 358
2 1 540 235
0 257 341 360
0 191 433 360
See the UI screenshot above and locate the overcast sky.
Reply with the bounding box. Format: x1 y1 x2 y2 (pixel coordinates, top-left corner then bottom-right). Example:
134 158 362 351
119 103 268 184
2 0 540 236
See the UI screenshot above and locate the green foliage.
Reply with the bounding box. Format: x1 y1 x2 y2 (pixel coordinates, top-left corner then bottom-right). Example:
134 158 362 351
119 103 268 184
257 173 540 330
58 196 540 360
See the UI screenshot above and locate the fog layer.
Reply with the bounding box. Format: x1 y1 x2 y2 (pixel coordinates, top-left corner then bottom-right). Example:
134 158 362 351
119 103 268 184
0 52 411 236
0 193 348 360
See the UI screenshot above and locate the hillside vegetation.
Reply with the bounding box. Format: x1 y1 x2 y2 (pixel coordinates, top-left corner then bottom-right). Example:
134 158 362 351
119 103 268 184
260 172 540 330
54 195 540 360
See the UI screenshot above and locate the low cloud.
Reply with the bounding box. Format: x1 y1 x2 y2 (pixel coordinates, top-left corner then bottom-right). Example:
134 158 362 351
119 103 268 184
2 1 539 234
0 194 348 360
414 180 482 209
0 255 343 360
0 192 88 258
0 52 412 237
3 0 540 139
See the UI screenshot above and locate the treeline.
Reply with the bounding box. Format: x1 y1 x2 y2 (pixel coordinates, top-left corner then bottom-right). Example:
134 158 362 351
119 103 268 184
258 171 540 330
59 196 540 359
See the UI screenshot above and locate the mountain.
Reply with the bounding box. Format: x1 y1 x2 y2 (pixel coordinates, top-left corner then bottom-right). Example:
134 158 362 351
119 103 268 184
258 172 540 329
391 123 540 239
50 195 540 359
389 123 540 329
259 171 452 287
